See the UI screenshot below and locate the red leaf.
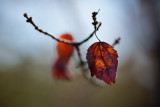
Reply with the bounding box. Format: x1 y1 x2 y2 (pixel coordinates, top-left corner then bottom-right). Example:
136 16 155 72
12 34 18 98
52 34 74 79
86 42 118 85
52 58 70 79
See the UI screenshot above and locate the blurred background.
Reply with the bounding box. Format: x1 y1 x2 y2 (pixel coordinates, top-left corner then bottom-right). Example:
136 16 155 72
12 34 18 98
0 0 160 107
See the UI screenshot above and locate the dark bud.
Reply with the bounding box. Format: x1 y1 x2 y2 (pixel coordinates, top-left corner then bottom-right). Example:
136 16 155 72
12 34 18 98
92 21 98 25
114 37 121 45
92 12 98 16
24 13 27 17
39 29 42 32
26 19 30 22
35 26 38 29
30 17 32 20
95 21 98 25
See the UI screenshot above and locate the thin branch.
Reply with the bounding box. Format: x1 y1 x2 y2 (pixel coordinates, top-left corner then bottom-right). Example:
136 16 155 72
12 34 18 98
23 12 101 71
23 13 101 46
78 22 101 45
75 46 85 66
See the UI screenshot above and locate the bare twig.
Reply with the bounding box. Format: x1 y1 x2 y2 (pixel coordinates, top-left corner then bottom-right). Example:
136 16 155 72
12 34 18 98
23 13 101 47
23 12 101 70
92 9 101 42
75 46 85 66
78 22 101 45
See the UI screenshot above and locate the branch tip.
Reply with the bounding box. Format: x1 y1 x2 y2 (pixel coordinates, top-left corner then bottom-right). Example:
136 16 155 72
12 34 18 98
24 13 27 17
112 37 121 47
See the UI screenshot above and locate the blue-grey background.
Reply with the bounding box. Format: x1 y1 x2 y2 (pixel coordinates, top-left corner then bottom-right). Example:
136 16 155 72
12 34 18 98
0 0 159 107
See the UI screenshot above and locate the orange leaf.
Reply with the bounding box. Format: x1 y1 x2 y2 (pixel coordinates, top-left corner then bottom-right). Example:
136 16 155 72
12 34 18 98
86 42 118 85
52 34 74 79
57 34 74 61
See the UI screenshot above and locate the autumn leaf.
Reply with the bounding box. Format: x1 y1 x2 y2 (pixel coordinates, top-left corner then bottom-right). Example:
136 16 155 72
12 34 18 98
52 34 74 79
57 34 74 61
53 58 70 79
86 42 118 85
